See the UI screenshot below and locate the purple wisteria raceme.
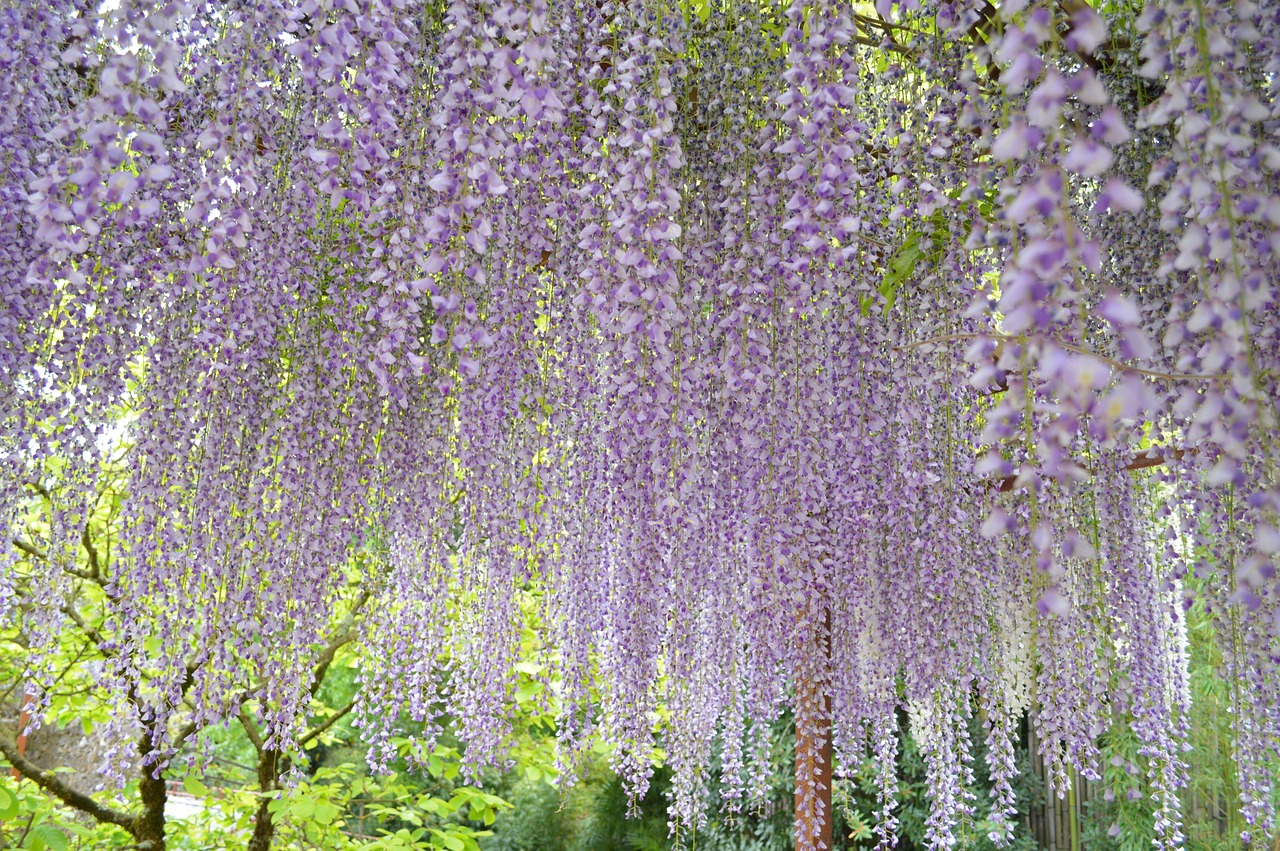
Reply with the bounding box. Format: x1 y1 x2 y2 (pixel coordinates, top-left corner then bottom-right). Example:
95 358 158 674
2 0 1278 847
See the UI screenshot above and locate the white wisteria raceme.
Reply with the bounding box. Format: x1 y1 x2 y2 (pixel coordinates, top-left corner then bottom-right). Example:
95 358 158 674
2 0 1278 847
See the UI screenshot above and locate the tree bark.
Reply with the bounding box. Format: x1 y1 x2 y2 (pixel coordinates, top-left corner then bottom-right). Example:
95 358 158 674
133 734 169 851
134 767 168 851
245 749 280 851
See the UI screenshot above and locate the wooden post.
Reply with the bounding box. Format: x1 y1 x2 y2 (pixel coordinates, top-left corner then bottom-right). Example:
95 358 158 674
11 688 32 780
795 608 833 851
795 683 833 850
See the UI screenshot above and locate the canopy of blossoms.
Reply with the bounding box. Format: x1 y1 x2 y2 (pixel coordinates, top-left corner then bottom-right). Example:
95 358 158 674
2 0 1278 847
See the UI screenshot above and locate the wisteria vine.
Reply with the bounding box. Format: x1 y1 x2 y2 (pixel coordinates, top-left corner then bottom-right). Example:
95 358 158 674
3 0 1279 847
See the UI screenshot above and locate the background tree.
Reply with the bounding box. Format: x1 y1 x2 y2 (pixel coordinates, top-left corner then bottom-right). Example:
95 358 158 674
0 461 373 850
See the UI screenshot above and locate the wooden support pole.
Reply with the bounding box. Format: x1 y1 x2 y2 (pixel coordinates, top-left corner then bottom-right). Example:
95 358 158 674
795 608 833 851
11 689 32 779
794 685 833 851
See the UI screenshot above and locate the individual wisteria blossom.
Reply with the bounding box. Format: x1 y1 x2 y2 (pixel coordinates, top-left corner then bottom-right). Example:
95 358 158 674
2 0 1278 849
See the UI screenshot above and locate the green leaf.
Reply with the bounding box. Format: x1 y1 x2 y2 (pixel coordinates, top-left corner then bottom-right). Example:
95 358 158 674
314 800 341 825
420 795 448 816
291 795 316 819
30 825 69 851
876 230 926 316
183 775 210 797
0 785 18 820
438 832 465 851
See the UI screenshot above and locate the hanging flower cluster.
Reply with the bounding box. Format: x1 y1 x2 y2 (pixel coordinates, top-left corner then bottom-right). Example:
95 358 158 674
3 0 1278 847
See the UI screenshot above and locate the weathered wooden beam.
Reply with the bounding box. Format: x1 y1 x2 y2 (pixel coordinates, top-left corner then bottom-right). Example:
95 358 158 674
993 447 1190 492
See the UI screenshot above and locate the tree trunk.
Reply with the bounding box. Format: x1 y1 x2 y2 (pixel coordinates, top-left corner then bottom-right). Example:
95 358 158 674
246 749 280 851
133 768 168 851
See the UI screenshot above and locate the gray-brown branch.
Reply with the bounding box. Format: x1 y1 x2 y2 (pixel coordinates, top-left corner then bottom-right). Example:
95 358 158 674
0 735 135 832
